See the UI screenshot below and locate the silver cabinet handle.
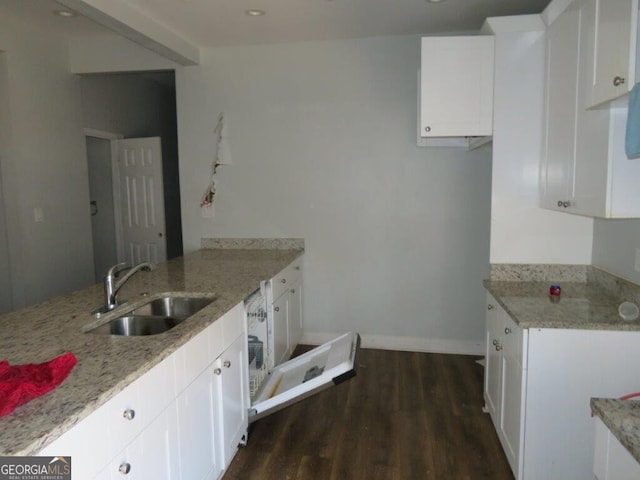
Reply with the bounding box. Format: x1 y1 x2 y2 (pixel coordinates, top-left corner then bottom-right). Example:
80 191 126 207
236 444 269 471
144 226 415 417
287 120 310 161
495 344 502 351
613 76 626 86
281 278 287 284
223 360 231 368
487 304 494 310
119 463 131 474
122 409 135 421
425 126 431 133
213 368 222 375
504 327 512 334
274 306 280 312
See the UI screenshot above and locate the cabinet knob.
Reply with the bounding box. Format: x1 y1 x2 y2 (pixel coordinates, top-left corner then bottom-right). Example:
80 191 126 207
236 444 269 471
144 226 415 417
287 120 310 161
213 368 222 375
223 360 231 368
495 344 502 351
122 409 135 421
295 266 300 270
118 463 131 474
290 288 295 294
557 200 563 207
504 327 512 334
492 339 498 346
281 278 287 284
274 306 280 312
563 201 571 208
425 126 431 133
487 304 494 310
613 76 626 87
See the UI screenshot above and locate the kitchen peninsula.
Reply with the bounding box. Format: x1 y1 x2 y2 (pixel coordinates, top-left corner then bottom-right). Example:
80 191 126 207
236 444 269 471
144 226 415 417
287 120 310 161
0 240 303 458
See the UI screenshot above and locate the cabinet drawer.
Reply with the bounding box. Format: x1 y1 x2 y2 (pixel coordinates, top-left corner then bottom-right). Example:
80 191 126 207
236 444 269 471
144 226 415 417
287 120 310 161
270 260 302 301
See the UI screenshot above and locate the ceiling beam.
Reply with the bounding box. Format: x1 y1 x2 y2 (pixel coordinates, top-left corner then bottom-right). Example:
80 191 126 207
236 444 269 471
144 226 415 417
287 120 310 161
57 0 200 66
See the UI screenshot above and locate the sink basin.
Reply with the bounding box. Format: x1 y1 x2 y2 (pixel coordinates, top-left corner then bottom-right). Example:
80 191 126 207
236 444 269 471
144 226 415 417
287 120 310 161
87 295 216 336
89 315 186 336
130 296 216 318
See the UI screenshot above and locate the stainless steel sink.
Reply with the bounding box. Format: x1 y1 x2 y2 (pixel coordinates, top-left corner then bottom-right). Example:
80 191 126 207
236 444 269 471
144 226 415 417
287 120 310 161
129 296 216 318
86 295 216 336
88 315 186 336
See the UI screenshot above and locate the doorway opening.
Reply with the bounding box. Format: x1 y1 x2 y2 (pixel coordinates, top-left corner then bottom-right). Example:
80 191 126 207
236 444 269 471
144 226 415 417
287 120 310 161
81 71 183 283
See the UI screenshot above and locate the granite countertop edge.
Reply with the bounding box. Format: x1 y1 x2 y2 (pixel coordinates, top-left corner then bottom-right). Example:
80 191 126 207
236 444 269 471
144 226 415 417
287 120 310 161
0 247 303 456
483 279 640 331
591 397 640 464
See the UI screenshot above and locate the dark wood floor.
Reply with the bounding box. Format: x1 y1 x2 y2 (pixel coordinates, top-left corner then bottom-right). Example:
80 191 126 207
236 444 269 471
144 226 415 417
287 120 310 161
223 347 514 480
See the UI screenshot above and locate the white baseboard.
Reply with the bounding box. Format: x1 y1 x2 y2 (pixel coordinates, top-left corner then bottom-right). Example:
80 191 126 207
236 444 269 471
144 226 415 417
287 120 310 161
300 332 484 356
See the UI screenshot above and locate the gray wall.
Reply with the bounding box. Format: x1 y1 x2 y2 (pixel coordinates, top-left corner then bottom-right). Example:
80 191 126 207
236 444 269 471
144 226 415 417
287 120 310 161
177 36 493 353
592 219 640 284
0 16 95 309
86 136 117 281
0 53 13 313
80 73 182 259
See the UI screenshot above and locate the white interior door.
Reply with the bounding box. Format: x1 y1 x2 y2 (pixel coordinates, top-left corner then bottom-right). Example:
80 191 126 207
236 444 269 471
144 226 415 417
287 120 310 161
118 137 167 265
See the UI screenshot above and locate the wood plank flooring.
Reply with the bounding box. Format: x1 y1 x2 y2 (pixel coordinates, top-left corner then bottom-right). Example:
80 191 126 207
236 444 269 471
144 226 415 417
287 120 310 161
223 347 514 480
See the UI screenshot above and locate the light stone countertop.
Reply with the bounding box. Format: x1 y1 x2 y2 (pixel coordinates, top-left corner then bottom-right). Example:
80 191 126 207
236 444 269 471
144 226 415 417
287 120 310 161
483 280 640 331
0 248 303 456
591 398 640 464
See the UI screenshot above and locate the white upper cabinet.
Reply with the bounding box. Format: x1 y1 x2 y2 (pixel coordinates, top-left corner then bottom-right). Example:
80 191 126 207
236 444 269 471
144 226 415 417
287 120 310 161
585 0 638 108
419 36 495 139
541 0 640 218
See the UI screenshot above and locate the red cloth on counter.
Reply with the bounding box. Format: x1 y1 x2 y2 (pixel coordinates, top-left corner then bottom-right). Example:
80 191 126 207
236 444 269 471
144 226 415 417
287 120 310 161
0 352 77 416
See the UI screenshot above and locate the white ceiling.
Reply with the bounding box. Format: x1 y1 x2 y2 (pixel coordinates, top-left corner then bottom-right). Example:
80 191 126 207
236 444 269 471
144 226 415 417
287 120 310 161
1 0 551 48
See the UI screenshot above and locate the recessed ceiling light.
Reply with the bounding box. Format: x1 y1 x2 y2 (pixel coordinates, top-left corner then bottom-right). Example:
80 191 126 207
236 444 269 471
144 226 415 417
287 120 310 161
245 9 265 16
53 9 77 18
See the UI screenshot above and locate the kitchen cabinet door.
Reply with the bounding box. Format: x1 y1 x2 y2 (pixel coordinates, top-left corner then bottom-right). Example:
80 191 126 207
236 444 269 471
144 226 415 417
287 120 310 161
484 293 502 423
586 0 638 108
500 315 526 477
272 294 290 366
175 366 221 480
594 416 640 479
214 334 249 468
541 0 640 218
288 281 303 351
541 1 580 212
419 36 494 137
105 405 180 480
483 293 527 479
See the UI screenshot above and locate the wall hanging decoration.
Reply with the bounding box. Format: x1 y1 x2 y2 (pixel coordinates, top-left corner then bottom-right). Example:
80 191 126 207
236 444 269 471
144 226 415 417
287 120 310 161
200 112 233 218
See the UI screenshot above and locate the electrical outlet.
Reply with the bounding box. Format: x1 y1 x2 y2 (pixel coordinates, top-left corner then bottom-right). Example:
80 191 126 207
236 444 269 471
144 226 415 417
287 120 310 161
635 248 640 272
33 207 44 223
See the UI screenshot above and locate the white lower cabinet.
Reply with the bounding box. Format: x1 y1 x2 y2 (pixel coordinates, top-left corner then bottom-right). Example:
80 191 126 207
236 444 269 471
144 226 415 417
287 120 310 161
269 258 304 366
38 301 248 480
485 291 640 479
215 333 249 467
594 417 640 479
484 293 527 478
176 366 221 480
105 406 180 480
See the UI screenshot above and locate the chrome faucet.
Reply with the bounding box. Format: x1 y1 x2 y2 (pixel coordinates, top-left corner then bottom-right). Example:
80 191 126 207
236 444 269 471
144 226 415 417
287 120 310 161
94 262 154 316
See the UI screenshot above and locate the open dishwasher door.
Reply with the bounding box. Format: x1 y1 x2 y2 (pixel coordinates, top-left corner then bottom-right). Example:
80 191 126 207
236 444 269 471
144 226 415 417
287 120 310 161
248 331 360 423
